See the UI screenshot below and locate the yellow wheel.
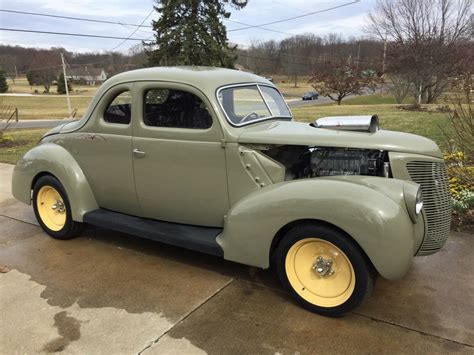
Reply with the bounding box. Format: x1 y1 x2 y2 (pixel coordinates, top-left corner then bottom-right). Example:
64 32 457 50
275 223 376 317
36 185 67 231
285 238 355 308
33 175 83 239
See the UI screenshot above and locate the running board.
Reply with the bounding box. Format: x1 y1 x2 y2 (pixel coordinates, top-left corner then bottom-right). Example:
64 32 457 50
83 209 223 257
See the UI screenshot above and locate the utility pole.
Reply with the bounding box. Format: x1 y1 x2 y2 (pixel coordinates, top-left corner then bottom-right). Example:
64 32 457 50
380 34 387 96
13 65 18 83
60 53 72 118
356 43 361 72
417 82 422 105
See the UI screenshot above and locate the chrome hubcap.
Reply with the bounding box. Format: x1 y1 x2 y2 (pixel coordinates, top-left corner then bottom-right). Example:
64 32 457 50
51 200 65 214
312 256 335 277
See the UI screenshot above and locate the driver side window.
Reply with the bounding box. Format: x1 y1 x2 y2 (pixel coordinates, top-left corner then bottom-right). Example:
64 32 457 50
143 89 212 129
104 91 132 124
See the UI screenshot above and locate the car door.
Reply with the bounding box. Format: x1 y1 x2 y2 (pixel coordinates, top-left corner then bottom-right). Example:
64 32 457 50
132 82 229 227
62 83 140 215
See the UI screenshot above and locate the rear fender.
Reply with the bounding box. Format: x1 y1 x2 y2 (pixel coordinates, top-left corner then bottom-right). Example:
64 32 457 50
12 143 98 222
218 176 417 280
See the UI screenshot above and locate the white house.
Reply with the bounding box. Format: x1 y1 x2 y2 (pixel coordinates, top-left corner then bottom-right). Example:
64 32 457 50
67 66 107 85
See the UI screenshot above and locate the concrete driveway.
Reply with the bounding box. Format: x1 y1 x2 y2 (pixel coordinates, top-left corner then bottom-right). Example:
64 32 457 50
0 162 473 354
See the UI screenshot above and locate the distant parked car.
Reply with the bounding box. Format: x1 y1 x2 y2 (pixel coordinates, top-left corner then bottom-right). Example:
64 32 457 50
302 91 319 100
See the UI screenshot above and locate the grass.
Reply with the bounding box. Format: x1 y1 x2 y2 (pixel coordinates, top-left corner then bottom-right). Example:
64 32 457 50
6 77 99 96
342 93 414 105
279 84 314 98
273 75 313 98
0 129 49 164
291 103 452 148
0 96 92 119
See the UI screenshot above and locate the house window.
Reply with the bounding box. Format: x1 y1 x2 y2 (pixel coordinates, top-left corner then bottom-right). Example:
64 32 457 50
143 89 212 129
104 91 132 124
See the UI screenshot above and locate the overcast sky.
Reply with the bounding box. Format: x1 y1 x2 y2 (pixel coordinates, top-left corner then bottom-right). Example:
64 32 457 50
0 0 376 53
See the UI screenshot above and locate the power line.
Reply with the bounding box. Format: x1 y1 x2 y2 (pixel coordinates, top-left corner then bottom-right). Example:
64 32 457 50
2 5 358 39
228 0 361 32
0 9 153 28
11 10 156 75
120 23 154 35
225 19 297 36
109 9 155 51
2 7 293 37
0 28 148 41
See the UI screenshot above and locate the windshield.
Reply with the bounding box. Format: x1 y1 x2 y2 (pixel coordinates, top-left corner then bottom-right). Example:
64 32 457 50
218 84 292 126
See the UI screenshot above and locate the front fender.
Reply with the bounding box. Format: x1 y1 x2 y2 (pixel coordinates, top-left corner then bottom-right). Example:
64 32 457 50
218 176 419 280
12 143 98 222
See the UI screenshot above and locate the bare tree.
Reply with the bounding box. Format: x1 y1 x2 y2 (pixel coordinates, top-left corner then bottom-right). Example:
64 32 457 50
30 50 61 93
311 64 380 105
367 0 472 103
389 74 412 104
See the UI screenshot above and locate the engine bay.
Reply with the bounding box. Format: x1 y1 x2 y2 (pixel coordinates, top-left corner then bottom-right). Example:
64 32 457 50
260 145 391 180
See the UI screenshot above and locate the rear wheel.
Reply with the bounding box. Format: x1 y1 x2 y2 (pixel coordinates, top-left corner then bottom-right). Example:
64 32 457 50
33 175 83 239
275 223 376 317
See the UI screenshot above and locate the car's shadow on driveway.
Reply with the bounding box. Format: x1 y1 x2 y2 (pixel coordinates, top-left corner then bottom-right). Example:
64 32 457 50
83 224 282 291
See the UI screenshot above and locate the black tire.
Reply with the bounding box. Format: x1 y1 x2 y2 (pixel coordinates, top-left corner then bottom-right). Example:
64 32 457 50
274 223 376 317
33 175 83 240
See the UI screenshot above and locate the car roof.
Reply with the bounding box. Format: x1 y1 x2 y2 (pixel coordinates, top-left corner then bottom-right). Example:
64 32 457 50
102 66 272 95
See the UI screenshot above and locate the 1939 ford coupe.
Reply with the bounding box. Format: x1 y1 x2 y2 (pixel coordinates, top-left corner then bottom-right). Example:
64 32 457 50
12 67 451 316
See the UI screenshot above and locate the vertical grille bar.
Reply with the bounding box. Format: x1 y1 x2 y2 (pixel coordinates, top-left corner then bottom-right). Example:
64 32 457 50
406 161 451 255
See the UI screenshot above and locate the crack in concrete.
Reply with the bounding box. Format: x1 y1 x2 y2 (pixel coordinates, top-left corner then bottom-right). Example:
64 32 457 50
0 213 38 227
353 312 474 348
3 214 471 351
137 278 236 355
238 277 284 294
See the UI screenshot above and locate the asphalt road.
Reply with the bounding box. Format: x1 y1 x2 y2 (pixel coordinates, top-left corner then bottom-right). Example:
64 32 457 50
0 162 473 354
0 96 335 130
1 119 76 130
286 95 337 107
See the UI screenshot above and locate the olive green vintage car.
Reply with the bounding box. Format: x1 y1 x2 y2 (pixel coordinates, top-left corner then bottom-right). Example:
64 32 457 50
12 67 451 317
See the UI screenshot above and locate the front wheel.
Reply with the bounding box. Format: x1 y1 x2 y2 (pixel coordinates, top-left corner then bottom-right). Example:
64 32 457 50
33 175 83 240
274 223 376 317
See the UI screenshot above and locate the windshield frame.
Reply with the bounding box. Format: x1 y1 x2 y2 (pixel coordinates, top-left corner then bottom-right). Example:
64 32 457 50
216 83 293 127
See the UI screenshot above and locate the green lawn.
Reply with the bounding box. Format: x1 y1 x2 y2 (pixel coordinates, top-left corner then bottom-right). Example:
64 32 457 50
341 93 414 105
1 96 91 119
6 77 99 96
0 129 48 164
276 77 313 98
291 103 452 148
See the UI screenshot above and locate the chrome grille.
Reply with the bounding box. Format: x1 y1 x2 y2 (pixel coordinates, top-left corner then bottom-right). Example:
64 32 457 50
406 161 451 255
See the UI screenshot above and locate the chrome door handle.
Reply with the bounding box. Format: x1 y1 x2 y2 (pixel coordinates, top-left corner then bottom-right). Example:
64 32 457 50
133 148 146 157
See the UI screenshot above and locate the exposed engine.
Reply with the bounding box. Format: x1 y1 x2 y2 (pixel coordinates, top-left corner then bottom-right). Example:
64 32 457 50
262 145 390 180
